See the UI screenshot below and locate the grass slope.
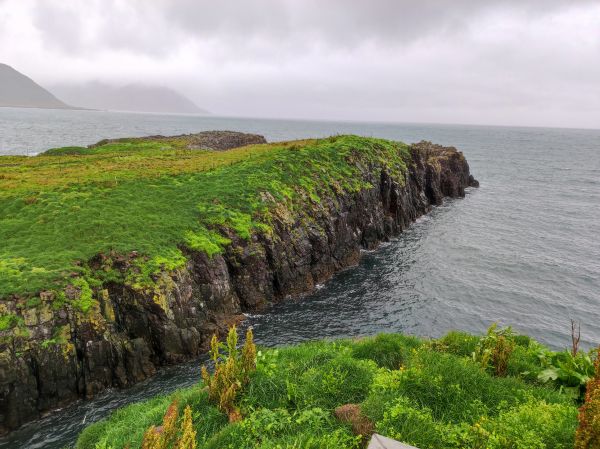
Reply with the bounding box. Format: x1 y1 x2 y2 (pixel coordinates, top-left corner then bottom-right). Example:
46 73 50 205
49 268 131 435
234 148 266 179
76 330 581 449
0 135 410 299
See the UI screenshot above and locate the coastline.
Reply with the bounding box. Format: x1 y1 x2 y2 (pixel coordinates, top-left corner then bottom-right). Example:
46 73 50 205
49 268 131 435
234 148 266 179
0 135 477 433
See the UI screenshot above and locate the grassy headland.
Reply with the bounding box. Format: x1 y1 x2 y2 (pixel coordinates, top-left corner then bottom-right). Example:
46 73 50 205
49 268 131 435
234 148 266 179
0 132 480 434
0 135 409 308
76 326 597 449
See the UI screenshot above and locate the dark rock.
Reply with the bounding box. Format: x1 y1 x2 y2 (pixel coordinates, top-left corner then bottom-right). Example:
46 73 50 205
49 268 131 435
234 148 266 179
90 130 267 151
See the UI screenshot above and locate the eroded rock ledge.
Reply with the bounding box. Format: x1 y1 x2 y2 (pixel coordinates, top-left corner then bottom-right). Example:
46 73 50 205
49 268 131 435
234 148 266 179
0 140 477 433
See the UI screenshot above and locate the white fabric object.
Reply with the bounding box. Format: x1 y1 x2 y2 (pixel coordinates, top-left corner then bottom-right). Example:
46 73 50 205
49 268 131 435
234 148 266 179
367 433 420 449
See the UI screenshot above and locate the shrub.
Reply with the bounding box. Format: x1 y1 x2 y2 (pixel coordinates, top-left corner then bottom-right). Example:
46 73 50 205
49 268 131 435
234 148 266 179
435 330 543 383
176 406 196 449
140 403 197 449
201 326 257 421
539 348 596 401
473 323 516 377
141 400 179 449
575 348 600 448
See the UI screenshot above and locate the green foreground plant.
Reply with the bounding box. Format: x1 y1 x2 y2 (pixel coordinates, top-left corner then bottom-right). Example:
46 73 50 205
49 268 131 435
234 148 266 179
77 327 593 449
200 326 257 422
472 323 516 377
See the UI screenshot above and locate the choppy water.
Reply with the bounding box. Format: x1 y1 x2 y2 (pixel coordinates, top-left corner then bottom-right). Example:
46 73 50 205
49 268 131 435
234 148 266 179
1 107 599 448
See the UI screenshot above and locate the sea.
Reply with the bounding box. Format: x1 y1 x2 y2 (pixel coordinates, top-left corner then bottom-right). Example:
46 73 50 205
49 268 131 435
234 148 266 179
1 107 599 448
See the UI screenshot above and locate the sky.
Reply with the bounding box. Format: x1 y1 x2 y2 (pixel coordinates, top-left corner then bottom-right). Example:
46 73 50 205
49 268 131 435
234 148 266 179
0 0 599 128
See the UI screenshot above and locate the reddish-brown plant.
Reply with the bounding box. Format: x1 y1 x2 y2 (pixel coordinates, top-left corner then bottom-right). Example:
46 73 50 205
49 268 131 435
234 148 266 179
575 348 600 449
140 400 179 449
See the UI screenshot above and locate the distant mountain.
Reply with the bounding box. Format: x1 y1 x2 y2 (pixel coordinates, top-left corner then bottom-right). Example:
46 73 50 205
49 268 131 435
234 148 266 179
0 63 71 109
51 82 208 114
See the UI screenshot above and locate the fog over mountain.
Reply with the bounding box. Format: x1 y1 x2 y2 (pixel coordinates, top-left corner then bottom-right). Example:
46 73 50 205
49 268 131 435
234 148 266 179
0 63 70 109
51 82 207 114
1 1 599 127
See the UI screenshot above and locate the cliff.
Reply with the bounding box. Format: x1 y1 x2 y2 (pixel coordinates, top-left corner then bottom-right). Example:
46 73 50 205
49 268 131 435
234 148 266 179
0 134 477 433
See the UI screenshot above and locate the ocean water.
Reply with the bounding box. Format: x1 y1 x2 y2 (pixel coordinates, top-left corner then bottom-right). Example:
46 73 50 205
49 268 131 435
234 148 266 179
1 107 599 448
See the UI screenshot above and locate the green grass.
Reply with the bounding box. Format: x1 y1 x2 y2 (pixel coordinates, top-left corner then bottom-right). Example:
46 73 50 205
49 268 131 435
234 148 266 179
0 135 411 300
76 330 580 449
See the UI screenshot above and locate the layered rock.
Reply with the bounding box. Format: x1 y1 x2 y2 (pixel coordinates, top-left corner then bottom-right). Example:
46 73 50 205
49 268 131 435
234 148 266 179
0 140 477 433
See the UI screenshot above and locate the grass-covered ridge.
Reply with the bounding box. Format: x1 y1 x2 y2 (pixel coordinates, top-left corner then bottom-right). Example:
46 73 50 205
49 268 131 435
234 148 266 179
76 326 594 449
0 135 411 299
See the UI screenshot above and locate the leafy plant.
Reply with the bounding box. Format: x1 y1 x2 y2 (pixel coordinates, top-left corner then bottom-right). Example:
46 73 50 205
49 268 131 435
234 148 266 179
140 402 197 449
575 348 600 448
538 349 596 400
176 406 196 449
201 326 257 421
141 400 179 449
472 323 516 376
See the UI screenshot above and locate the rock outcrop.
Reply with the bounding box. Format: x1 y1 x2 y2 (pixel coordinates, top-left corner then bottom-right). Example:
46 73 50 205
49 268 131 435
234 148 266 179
0 140 477 433
90 131 267 151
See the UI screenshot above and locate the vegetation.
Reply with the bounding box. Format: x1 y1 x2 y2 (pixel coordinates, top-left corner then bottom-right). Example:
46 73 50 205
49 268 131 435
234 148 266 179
201 326 257 421
0 135 410 302
471 323 516 377
575 349 600 448
77 326 598 449
538 348 596 400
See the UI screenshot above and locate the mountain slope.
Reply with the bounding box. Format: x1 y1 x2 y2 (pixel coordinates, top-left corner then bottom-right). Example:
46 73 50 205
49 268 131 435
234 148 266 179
52 82 208 114
0 63 70 109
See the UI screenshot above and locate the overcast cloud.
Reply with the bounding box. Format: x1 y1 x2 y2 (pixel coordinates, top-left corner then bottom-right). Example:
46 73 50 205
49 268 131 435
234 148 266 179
0 0 599 128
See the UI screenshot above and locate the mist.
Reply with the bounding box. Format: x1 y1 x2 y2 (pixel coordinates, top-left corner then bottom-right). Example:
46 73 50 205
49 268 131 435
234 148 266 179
1 0 599 128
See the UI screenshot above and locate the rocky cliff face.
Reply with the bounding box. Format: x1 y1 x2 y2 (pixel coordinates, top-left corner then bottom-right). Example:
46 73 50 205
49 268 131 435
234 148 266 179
0 141 477 433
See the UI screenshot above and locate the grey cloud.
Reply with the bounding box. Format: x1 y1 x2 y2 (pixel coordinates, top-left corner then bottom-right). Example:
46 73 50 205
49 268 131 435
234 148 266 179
32 3 86 53
159 0 595 48
29 0 595 56
2 0 599 128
